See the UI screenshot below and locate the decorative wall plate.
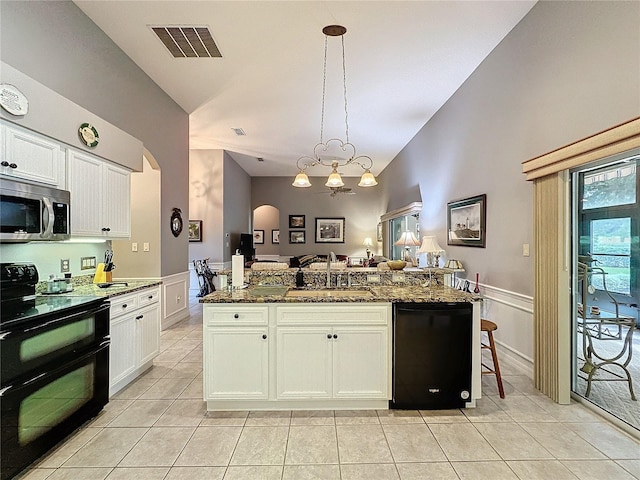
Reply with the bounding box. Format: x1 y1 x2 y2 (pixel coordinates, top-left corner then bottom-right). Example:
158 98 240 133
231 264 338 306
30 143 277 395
0 84 29 116
78 123 99 147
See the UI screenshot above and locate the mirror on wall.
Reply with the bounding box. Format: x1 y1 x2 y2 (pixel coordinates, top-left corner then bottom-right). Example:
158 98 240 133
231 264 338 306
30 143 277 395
380 202 422 260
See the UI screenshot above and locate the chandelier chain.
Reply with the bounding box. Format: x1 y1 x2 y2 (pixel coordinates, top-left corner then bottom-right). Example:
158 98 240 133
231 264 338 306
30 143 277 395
320 36 328 144
341 35 349 144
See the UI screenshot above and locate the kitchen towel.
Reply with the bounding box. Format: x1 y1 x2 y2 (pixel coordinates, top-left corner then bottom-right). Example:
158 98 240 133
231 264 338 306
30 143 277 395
232 254 244 287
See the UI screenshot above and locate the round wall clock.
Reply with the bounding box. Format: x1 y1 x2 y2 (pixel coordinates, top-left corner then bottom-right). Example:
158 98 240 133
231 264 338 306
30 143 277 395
171 208 183 237
78 123 99 147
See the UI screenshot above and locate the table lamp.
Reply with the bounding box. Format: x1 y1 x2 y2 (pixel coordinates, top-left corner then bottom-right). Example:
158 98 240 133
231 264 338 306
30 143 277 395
394 231 420 264
362 237 373 259
418 236 444 268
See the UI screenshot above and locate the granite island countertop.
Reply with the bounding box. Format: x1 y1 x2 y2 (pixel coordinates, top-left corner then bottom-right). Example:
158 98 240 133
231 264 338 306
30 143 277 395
200 284 481 304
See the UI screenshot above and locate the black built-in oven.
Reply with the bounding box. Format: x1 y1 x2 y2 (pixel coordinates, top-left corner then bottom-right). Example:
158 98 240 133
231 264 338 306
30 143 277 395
0 264 110 480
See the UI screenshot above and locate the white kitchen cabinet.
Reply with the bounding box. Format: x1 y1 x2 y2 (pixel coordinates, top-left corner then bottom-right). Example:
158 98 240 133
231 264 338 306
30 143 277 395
203 305 270 400
67 148 131 238
276 307 390 401
109 286 161 396
1 121 65 186
202 302 391 410
204 327 269 399
276 327 332 399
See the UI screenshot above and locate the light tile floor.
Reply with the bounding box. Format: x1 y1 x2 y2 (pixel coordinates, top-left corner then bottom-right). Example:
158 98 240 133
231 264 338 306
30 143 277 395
19 297 640 480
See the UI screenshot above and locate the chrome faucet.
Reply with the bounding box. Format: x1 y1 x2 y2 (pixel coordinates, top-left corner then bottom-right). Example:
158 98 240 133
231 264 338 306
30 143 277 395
326 251 335 288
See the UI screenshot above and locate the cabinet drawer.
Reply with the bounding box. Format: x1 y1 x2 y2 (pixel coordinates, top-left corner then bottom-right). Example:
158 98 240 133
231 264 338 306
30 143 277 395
204 305 269 326
276 304 391 326
109 294 138 319
138 287 160 307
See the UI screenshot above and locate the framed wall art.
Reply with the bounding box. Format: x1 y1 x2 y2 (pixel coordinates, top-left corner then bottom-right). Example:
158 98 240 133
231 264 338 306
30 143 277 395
289 215 305 228
289 230 305 244
315 217 345 243
447 194 486 248
253 229 265 244
272 229 280 244
188 220 202 242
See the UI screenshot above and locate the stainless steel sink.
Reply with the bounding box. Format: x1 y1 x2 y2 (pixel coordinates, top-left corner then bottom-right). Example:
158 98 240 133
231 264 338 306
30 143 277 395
285 289 373 298
249 285 289 297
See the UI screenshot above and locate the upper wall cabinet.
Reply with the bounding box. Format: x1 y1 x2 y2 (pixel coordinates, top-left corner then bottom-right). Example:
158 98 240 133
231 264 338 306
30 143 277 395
1 121 65 187
67 149 131 238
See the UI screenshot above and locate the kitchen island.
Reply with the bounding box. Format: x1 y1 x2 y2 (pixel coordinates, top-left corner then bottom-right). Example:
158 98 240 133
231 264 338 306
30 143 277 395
201 283 482 411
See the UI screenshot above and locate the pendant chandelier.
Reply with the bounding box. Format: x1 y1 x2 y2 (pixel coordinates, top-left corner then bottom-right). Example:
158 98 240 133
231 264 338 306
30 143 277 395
292 25 377 189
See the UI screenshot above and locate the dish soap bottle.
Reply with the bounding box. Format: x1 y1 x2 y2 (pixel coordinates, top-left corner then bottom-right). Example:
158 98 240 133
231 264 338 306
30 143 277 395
296 267 304 288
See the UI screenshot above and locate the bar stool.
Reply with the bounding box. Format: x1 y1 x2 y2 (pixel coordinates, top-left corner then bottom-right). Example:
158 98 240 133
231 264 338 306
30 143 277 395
481 319 505 398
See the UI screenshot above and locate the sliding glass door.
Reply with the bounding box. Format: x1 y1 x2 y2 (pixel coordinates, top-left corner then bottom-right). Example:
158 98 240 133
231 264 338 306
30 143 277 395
571 152 639 431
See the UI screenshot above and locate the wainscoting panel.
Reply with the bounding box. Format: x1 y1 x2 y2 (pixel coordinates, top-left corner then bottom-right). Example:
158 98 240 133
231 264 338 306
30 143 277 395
480 283 534 378
162 270 190 329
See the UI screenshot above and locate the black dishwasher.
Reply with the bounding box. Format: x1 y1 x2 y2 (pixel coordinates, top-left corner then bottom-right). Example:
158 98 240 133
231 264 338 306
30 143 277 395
391 302 472 409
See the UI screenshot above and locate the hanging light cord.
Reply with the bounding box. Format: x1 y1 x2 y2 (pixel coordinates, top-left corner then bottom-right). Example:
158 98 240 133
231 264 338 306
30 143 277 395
320 33 350 145
320 35 328 144
341 34 349 144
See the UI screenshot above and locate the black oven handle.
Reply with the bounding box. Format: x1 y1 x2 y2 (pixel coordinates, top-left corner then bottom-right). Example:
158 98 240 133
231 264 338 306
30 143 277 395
0 302 108 339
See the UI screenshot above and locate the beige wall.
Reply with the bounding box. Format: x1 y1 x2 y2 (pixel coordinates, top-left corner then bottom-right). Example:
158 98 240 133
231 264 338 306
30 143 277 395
1 1 189 278
251 176 386 259
378 0 640 296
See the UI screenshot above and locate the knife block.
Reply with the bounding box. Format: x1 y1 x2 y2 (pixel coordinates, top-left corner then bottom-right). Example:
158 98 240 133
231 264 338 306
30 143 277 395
93 263 112 284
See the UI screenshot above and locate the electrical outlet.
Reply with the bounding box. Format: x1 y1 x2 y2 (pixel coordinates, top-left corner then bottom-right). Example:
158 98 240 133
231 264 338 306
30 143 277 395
523 243 530 257
132 242 138 252
60 259 70 273
392 273 405 282
143 242 150 252
366 274 381 283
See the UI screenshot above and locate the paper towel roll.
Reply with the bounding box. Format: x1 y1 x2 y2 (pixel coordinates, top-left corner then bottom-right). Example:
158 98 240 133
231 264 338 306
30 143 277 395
232 254 244 287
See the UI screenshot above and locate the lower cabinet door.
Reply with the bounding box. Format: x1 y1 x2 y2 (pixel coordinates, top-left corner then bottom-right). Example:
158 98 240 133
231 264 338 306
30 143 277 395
276 327 332 399
110 315 137 388
332 326 389 399
204 327 269 399
137 305 160 366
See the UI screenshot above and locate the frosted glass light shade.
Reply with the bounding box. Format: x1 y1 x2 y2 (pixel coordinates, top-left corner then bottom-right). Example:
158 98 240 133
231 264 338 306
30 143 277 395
292 172 312 187
358 170 378 187
325 170 344 187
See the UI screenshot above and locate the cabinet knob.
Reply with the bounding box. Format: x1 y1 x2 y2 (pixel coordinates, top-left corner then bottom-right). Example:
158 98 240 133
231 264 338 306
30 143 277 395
262 334 267 340
234 313 239 319
148 295 153 299
136 315 143 320
327 334 332 339
9 163 17 169
122 304 128 309
333 334 338 339
1 161 8 167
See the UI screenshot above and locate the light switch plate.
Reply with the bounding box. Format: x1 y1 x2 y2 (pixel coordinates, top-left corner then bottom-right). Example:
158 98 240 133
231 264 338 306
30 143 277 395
143 242 150 252
132 242 138 252
523 243 530 257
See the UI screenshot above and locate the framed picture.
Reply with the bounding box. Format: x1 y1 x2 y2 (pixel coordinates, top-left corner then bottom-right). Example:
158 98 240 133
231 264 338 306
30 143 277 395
272 229 280 244
315 217 345 243
253 229 265 244
447 194 486 247
289 230 305 244
289 214 305 228
188 220 202 242
377 222 383 242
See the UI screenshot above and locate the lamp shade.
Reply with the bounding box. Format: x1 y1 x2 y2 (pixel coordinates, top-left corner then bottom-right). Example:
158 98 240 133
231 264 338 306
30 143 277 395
394 231 420 247
325 169 344 187
445 259 464 270
292 172 312 188
418 235 444 253
358 170 378 187
362 237 373 247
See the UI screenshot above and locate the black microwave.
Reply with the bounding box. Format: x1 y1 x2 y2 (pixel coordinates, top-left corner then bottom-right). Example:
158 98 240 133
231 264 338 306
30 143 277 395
0 178 70 242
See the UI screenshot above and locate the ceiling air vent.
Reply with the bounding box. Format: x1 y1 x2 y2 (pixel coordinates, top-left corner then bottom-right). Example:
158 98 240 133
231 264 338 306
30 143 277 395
151 26 222 58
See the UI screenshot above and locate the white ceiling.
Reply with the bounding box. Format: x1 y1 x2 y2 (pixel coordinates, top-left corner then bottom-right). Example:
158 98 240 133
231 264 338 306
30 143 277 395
74 1 536 178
